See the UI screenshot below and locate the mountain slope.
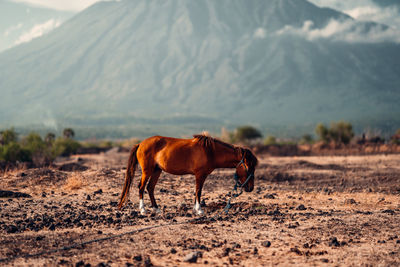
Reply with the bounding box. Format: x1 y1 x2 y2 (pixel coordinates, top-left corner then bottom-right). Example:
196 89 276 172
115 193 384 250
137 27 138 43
0 0 399 136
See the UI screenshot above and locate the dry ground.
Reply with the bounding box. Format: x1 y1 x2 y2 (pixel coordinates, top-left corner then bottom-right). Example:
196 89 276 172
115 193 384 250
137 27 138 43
1 151 399 266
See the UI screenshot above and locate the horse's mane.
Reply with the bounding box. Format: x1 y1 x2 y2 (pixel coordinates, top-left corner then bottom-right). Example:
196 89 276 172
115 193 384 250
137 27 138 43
193 134 258 167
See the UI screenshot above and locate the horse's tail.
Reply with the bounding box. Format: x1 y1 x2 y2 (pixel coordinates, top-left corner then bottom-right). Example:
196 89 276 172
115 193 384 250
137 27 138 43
118 144 140 210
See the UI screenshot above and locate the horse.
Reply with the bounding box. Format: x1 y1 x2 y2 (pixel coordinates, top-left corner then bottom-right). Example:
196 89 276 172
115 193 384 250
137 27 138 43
118 134 258 215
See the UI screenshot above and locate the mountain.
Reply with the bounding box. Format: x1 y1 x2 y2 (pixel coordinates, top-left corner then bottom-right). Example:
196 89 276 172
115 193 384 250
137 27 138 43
372 0 400 8
0 0 399 138
0 0 73 52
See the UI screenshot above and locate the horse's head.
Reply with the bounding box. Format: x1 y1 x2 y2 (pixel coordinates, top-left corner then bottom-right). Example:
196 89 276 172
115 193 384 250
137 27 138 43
235 148 258 192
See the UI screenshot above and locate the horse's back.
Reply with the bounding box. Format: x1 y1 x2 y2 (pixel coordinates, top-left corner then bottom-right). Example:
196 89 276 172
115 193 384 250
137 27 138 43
137 136 208 175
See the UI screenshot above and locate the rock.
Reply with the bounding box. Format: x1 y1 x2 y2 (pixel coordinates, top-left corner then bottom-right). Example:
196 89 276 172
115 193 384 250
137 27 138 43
58 163 88 172
329 237 340 247
262 241 271 248
184 251 202 263
222 247 231 256
382 209 395 215
344 199 356 205
296 204 307 210
133 255 142 261
6 225 18 233
75 261 85 267
170 248 177 254
86 195 91 200
94 189 103 195
263 194 275 199
0 190 31 198
290 247 302 255
143 256 152 267
253 247 258 255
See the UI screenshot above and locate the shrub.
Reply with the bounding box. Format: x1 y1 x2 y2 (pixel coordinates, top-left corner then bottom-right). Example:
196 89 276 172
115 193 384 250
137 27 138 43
52 138 81 157
329 121 354 144
63 128 75 139
300 134 314 144
235 126 263 143
45 132 56 145
264 136 277 145
0 128 18 145
315 123 329 143
0 142 31 163
315 121 354 145
21 132 54 166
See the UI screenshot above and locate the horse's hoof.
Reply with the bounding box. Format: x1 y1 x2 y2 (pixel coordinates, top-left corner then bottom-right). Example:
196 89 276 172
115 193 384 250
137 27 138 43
193 208 204 216
140 209 147 215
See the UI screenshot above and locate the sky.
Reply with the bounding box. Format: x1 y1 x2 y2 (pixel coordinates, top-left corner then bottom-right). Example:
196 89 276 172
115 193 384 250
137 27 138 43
10 0 103 11
8 0 400 28
1 0 399 52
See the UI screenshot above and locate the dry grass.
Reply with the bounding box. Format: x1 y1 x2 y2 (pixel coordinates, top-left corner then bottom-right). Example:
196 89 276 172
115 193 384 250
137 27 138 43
63 172 87 190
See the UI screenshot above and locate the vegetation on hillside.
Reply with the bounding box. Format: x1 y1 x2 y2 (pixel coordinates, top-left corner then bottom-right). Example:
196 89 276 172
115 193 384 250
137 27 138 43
0 128 81 167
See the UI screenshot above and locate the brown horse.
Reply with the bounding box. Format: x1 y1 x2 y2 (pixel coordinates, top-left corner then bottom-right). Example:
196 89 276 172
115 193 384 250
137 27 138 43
118 134 258 215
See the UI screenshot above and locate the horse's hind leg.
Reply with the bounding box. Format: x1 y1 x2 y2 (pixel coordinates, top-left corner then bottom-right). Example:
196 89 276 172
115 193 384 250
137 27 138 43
138 170 152 215
147 167 162 213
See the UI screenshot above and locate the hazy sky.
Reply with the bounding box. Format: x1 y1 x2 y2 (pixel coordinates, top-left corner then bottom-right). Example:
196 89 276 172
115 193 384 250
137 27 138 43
2 0 399 52
10 0 103 11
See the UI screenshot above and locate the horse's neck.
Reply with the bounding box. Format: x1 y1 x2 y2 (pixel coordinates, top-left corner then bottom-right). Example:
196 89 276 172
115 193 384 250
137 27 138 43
213 144 240 169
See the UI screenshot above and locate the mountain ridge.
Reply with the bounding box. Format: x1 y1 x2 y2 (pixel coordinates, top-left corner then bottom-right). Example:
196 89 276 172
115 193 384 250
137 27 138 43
0 0 399 137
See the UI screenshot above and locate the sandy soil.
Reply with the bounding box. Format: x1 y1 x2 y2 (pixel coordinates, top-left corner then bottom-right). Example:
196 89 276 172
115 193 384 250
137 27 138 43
1 151 399 266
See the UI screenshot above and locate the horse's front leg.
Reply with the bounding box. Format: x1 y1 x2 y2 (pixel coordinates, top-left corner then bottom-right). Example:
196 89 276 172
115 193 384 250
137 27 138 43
194 174 207 215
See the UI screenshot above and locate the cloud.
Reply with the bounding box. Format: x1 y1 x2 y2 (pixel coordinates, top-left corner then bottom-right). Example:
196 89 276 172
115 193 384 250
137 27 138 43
254 28 267 39
276 19 400 44
4 23 23 37
11 0 116 11
14 19 61 45
308 0 400 30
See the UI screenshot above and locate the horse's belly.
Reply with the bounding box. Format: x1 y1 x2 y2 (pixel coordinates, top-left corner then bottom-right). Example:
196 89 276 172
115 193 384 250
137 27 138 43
155 150 195 175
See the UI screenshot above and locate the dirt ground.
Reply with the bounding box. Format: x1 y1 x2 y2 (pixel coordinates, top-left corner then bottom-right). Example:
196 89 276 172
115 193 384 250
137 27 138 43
1 150 399 266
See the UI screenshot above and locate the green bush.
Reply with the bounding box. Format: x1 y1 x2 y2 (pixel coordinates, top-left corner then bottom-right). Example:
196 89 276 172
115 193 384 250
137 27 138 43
0 142 31 163
52 138 81 157
299 134 314 144
63 128 75 139
0 128 18 145
235 126 263 143
315 121 354 145
264 136 277 145
315 123 329 143
21 132 54 165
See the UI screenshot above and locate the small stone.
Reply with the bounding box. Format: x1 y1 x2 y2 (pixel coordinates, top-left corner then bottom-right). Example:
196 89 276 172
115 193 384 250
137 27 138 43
133 255 142 261
6 225 18 233
86 195 91 200
296 204 307 210
262 241 271 247
184 251 202 263
263 194 275 199
329 237 340 247
253 247 258 255
170 248 177 254
94 189 103 195
222 247 231 257
344 199 356 205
